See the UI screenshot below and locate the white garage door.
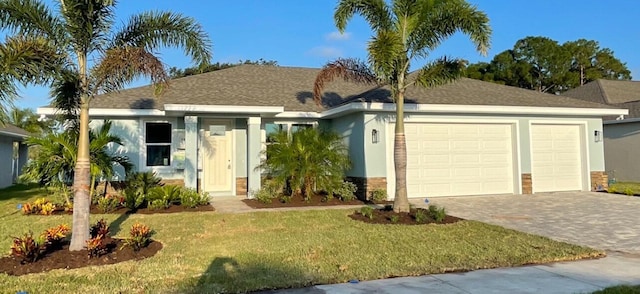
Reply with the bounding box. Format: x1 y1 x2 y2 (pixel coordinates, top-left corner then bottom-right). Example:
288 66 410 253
531 124 585 192
395 122 515 198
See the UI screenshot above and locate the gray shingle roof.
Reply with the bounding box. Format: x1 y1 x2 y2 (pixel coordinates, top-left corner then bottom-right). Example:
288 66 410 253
0 123 30 138
563 79 640 118
87 65 614 112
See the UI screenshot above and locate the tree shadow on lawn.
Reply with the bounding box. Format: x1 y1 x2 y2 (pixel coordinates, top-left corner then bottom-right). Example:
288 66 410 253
0 183 47 202
107 211 131 236
180 256 322 293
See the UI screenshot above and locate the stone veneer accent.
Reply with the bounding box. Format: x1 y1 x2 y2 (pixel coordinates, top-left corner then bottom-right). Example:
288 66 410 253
160 179 185 187
346 177 387 200
236 177 248 196
590 171 608 191
521 173 532 194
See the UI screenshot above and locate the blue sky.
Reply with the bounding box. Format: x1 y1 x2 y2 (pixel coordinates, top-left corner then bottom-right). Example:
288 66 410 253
7 0 640 110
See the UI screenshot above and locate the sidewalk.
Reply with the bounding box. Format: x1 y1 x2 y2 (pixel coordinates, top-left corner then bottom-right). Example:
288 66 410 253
261 253 640 294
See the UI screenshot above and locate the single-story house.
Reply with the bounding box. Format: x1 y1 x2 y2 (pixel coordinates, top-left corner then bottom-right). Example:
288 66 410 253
0 123 30 189
563 79 640 182
38 65 627 198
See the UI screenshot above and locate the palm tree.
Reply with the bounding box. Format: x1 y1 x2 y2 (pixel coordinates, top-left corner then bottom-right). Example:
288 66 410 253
0 0 212 250
22 120 133 195
4 107 56 135
313 0 491 212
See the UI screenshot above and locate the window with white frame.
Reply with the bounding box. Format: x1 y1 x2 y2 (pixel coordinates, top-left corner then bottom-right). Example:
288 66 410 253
145 122 172 166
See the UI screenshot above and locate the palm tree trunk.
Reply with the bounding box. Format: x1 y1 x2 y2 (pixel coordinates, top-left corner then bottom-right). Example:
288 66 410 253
69 101 91 250
393 90 410 213
70 53 91 251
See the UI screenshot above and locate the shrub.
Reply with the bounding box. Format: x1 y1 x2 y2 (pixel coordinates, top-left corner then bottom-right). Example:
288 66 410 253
148 199 166 210
180 188 210 208
11 232 45 263
389 214 400 223
148 185 182 208
41 224 70 248
97 194 121 212
87 219 110 258
259 127 351 199
624 187 635 196
370 189 388 202
126 171 162 196
280 195 292 203
414 209 429 224
122 187 145 211
21 198 57 215
90 219 110 239
333 181 357 202
123 223 154 251
428 205 447 222
254 186 278 204
359 206 374 220
608 186 618 194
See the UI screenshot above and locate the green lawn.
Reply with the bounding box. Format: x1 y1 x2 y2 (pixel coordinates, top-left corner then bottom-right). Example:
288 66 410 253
0 184 603 293
594 285 640 294
608 182 640 196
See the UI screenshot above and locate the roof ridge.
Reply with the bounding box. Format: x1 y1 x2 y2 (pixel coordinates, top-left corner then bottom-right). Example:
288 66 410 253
595 79 611 104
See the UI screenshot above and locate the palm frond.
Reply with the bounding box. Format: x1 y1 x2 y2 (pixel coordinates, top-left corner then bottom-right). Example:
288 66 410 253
0 36 67 120
112 11 212 69
313 58 378 106
367 30 404 80
334 0 393 32
92 46 168 95
49 68 81 123
412 57 466 89
59 0 115 53
0 0 66 43
410 0 491 57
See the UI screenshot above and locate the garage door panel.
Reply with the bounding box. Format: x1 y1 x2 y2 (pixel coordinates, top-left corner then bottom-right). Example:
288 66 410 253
399 122 515 198
531 124 584 193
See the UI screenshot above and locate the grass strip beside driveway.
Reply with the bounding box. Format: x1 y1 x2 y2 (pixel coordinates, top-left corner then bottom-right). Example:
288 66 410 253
0 185 602 293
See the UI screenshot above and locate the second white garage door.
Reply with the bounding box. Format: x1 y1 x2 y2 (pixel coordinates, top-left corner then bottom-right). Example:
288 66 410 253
397 122 516 198
531 124 585 193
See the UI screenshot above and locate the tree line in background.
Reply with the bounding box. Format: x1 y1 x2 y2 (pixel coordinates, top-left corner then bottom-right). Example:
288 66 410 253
168 58 278 79
465 36 631 93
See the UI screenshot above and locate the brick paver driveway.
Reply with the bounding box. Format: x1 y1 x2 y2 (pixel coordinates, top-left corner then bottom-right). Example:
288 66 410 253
415 192 640 253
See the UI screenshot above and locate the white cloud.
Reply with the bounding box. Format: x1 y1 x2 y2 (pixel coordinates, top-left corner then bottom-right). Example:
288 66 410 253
307 46 343 58
325 31 352 41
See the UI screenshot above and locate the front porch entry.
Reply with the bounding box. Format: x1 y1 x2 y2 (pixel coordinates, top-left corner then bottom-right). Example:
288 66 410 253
202 119 234 196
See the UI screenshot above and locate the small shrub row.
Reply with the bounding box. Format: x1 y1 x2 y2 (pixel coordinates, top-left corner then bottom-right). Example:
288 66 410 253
11 224 70 263
21 198 57 215
92 172 210 212
254 180 358 204
355 205 447 224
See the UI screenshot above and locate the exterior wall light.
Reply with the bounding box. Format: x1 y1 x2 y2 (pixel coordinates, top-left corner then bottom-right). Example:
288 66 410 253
372 129 379 144
594 130 602 142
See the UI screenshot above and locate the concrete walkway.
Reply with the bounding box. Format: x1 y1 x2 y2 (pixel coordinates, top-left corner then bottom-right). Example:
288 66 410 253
263 253 640 294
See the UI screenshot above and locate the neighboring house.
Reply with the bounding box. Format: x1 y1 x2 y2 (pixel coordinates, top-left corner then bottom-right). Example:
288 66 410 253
0 123 30 189
38 65 626 198
564 79 640 182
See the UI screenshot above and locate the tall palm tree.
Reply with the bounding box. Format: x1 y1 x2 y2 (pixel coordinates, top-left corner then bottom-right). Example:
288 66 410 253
0 0 212 250
313 0 491 212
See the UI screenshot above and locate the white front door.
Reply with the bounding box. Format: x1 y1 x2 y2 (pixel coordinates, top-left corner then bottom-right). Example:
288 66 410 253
531 124 585 193
202 119 234 195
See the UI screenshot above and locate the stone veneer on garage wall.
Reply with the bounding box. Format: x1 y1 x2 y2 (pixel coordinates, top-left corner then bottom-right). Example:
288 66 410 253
347 177 387 200
521 174 532 194
590 171 608 191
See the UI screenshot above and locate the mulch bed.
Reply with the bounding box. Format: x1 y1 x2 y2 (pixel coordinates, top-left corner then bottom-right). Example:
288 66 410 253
243 194 389 209
349 207 463 225
88 204 214 215
0 238 162 276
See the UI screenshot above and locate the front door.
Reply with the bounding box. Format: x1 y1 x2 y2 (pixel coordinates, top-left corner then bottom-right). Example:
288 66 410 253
202 119 233 195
